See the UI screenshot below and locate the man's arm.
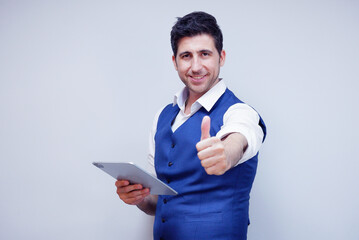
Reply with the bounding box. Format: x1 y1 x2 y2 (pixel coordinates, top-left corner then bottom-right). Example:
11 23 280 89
196 116 248 175
115 180 158 216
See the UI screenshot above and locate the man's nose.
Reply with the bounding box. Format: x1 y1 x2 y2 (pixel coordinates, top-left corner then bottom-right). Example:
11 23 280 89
191 57 203 73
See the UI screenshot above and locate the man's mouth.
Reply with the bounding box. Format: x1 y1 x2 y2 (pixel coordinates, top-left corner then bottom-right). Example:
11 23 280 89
189 74 207 82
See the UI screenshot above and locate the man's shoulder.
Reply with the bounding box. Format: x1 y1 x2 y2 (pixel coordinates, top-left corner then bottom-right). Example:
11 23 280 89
217 88 245 106
160 103 176 113
156 103 179 121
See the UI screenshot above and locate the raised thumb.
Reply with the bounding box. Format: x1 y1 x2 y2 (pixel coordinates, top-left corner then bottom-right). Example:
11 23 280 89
200 116 211 140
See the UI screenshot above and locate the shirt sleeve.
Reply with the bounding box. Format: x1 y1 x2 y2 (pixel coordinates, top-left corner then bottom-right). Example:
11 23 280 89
216 103 264 165
146 107 164 177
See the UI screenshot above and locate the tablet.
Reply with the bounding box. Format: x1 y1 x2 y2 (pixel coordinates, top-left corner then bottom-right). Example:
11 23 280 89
93 162 177 195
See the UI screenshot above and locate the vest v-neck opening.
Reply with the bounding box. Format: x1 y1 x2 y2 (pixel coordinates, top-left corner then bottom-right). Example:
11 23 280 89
171 109 203 134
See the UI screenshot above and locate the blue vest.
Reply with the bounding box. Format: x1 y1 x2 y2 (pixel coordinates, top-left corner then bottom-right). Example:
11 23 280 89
153 89 266 240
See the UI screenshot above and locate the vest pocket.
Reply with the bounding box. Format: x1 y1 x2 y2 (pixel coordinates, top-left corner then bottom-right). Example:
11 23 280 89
184 211 223 222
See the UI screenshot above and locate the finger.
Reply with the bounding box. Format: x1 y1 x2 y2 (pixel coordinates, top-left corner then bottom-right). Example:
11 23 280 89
200 116 211 140
121 189 150 205
196 137 224 155
197 146 217 160
117 188 149 203
117 183 144 194
200 155 224 168
126 192 150 205
203 163 227 176
115 180 129 188
124 196 145 205
196 137 221 152
118 187 149 198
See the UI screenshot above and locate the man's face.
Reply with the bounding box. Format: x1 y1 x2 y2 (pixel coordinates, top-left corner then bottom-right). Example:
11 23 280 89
172 34 225 100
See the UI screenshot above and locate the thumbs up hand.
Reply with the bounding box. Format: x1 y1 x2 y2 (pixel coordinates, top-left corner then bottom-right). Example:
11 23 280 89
196 116 231 175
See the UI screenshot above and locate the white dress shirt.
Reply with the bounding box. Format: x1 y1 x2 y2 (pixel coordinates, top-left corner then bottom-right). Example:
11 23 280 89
147 80 264 176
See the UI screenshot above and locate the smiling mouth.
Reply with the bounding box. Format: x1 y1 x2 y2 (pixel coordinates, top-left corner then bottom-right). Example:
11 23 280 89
189 74 207 82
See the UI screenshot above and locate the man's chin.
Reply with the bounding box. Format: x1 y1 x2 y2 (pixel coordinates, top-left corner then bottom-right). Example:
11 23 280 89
188 86 207 96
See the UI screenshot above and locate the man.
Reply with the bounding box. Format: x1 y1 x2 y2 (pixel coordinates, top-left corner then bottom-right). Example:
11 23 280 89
116 11 266 240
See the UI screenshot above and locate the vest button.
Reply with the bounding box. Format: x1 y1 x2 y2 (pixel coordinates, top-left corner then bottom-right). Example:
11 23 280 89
166 179 170 184
163 198 167 204
161 217 166 223
171 143 175 148
168 162 173 167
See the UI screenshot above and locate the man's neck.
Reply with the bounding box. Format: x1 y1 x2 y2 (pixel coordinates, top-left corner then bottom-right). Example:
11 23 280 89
184 92 202 115
182 78 222 115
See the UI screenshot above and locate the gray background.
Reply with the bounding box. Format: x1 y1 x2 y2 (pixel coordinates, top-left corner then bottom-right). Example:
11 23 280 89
1 0 358 239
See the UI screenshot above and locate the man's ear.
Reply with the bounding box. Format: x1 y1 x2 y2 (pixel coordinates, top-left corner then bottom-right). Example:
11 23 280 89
219 50 226 67
172 55 178 71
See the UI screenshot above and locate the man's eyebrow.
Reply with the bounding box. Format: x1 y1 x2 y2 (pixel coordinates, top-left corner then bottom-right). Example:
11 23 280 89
178 49 213 57
178 51 191 56
199 49 213 53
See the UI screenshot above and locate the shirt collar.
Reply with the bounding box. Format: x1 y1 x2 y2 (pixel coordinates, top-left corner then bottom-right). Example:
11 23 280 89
173 79 227 112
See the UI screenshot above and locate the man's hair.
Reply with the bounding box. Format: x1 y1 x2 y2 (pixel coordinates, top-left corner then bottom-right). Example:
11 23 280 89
170 11 223 57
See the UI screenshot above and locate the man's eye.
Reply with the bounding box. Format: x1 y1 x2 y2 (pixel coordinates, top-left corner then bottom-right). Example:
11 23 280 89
182 54 190 59
202 52 210 57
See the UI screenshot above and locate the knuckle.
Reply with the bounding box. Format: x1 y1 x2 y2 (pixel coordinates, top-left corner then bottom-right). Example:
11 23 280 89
217 144 225 152
206 168 214 175
201 159 210 168
196 143 201 151
128 191 139 198
213 145 222 154
115 181 122 188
